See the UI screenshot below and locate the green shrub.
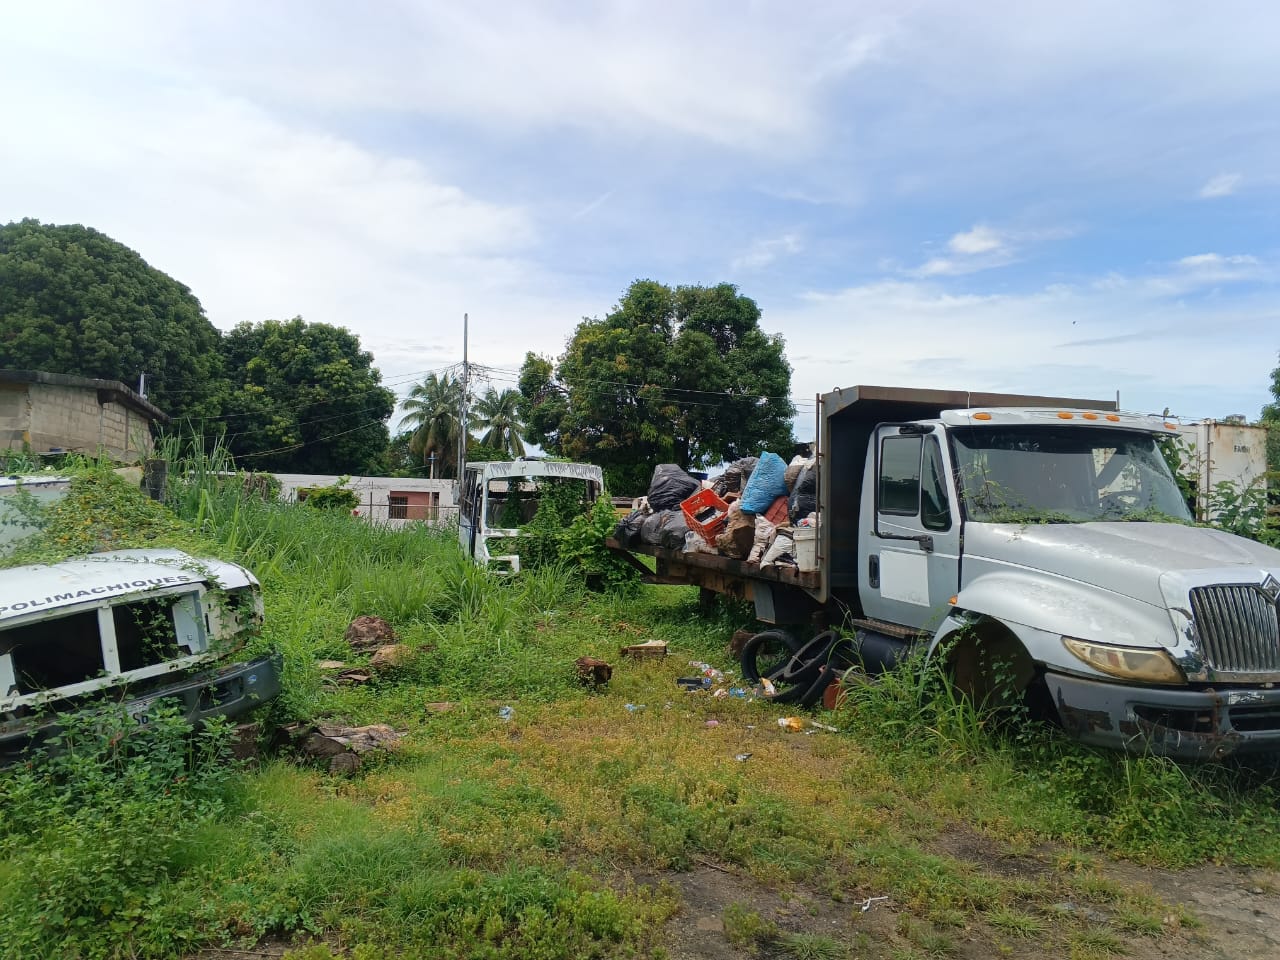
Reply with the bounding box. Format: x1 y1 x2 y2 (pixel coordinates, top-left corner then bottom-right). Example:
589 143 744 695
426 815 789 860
301 481 359 512
0 703 236 958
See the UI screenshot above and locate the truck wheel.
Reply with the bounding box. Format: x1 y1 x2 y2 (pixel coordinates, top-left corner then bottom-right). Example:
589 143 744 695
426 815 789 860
739 629 803 685
945 623 1058 726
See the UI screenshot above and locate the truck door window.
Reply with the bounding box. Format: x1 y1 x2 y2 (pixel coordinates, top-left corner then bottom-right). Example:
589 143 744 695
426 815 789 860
921 437 952 531
879 436 922 516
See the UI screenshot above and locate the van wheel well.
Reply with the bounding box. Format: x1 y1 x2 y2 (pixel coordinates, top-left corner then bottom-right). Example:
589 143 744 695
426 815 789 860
943 619 1058 723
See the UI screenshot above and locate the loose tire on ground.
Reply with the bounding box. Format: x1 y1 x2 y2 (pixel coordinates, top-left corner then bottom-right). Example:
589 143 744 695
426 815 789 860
738 629 803 685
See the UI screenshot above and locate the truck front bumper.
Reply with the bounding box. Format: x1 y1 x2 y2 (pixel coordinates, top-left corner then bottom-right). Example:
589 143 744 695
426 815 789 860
0 651 283 760
1045 670 1280 761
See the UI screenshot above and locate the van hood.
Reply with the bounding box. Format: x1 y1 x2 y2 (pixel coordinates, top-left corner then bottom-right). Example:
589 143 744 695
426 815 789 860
965 522 1280 608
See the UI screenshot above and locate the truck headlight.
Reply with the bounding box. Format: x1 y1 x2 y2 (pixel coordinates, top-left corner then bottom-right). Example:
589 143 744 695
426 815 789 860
1061 638 1187 685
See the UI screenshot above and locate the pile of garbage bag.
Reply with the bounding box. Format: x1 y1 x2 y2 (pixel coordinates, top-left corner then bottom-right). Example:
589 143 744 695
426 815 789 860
613 455 818 570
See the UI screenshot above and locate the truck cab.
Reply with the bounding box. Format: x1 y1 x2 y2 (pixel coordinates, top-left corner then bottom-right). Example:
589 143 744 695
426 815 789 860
835 392 1280 760
458 460 604 573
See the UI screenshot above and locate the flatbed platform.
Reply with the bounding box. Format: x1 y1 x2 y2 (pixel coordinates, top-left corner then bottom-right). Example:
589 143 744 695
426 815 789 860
606 537 821 591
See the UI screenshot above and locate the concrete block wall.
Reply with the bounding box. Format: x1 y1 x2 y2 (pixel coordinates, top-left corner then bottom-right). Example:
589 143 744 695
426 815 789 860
0 385 31 450
16 382 155 460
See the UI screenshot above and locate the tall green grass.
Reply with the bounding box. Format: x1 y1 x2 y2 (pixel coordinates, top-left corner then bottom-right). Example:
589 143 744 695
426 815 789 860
834 650 1280 867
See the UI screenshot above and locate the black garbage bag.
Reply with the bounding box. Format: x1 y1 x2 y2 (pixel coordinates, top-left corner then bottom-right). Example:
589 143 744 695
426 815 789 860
639 511 669 546
648 464 701 511
659 511 690 550
711 456 759 497
613 510 645 546
789 465 817 524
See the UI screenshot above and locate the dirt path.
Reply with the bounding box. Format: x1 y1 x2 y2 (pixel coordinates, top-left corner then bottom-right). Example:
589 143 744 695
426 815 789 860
654 849 1280 959
1105 861 1280 960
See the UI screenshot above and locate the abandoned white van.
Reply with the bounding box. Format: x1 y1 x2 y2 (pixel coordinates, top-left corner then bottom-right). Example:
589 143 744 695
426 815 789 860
0 548 281 757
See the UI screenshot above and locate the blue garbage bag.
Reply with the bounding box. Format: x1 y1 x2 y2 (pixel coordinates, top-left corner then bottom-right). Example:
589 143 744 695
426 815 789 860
739 451 788 514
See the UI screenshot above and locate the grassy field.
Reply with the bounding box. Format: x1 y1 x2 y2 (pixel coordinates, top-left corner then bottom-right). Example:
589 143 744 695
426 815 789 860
2 463 1280 959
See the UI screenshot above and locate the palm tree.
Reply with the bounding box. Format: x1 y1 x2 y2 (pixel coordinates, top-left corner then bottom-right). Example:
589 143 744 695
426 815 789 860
473 387 527 458
399 373 465 476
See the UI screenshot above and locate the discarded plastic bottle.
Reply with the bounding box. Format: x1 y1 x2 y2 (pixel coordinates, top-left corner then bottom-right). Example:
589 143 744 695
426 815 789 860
498 706 515 721
624 703 646 712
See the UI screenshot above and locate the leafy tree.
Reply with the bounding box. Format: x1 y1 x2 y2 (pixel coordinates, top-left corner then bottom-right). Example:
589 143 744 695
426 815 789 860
467 440 514 463
1265 353 1280 424
0 219 223 418
519 280 795 491
219 317 394 473
473 387 526 457
399 372 465 477
382 430 420 477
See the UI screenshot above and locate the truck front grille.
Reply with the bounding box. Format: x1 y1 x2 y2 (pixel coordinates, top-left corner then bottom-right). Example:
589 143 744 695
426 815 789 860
1189 585 1280 675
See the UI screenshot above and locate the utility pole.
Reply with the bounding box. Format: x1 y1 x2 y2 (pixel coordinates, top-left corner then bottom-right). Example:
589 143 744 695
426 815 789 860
457 313 469 484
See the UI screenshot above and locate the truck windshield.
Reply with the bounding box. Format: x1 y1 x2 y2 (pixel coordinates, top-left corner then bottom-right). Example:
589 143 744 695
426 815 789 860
950 427 1193 524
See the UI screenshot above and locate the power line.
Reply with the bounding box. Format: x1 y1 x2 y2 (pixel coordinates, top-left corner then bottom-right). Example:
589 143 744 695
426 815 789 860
235 416 392 460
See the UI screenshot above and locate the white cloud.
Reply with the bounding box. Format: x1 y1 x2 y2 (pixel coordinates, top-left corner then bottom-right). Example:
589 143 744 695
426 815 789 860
948 224 1005 255
908 221 1078 277
1199 173 1243 198
731 234 803 272
769 262 1279 422
5 2 891 156
0 75 603 397
1177 253 1258 268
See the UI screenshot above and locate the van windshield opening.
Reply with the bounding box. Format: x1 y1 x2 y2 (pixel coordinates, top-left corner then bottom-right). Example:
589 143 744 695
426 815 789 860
950 427 1193 524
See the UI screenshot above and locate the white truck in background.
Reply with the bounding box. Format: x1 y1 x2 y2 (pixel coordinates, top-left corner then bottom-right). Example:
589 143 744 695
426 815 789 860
1172 417 1270 523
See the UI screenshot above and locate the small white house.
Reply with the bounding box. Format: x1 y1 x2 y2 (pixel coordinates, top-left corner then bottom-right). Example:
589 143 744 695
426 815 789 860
271 474 457 526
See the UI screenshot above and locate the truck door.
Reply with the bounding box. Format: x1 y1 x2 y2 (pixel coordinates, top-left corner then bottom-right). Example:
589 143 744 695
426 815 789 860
859 428 961 631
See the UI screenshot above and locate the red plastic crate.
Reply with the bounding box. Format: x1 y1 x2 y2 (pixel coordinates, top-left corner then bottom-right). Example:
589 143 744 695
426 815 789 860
763 495 789 526
680 488 730 546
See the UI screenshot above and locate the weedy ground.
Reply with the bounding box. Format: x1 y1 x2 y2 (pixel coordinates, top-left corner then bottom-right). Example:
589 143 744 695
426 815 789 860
1 462 1279 960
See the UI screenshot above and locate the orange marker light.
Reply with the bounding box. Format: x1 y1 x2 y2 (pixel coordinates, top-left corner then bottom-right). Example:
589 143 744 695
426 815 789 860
1105 414 1121 422
1165 422 1177 430
948 595 958 606
1057 411 1075 419
972 412 992 421
1082 412 1098 420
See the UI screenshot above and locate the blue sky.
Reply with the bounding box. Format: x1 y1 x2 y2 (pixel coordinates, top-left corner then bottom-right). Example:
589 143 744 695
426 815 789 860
3 1 1279 431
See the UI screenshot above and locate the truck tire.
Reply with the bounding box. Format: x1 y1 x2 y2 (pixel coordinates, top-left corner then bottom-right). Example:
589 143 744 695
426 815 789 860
944 621 1059 727
746 629 852 704
739 629 803 685
796 662 838 708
